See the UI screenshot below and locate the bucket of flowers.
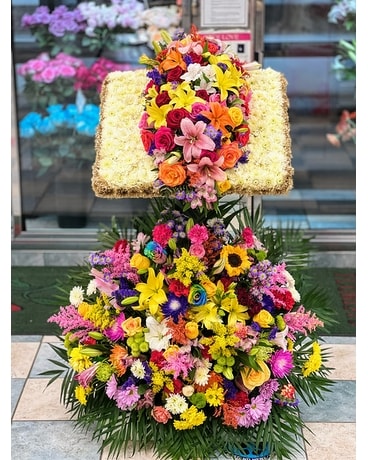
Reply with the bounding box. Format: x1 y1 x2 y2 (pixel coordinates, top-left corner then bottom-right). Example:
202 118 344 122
43 27 334 460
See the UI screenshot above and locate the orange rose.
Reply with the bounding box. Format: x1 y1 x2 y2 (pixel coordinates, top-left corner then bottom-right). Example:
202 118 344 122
218 142 243 169
158 161 186 187
151 406 172 423
240 361 271 391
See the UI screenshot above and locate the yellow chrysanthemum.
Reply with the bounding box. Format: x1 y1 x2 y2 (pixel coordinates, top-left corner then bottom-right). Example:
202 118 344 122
69 345 93 373
173 405 207 430
302 342 322 377
75 385 92 405
205 383 225 407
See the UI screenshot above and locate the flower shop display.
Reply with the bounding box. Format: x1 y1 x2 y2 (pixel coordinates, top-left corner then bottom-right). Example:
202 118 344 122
74 57 138 104
20 0 183 56
43 28 334 460
17 52 84 111
327 0 356 82
326 0 356 149
19 103 100 176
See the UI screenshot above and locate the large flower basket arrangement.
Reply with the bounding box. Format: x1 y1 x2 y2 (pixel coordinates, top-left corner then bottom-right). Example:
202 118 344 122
43 27 334 460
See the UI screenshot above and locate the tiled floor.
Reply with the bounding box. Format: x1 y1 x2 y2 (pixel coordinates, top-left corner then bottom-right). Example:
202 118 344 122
11 335 356 460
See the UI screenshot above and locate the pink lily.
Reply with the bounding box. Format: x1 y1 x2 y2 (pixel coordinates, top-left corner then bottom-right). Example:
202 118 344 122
187 154 226 186
174 118 215 162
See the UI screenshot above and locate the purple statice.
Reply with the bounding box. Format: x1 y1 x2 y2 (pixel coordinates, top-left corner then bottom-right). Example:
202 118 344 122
147 68 164 86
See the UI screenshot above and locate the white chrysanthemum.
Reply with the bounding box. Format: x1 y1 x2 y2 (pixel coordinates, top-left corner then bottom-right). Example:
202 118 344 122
131 359 146 379
86 279 97 296
69 286 84 307
164 394 188 415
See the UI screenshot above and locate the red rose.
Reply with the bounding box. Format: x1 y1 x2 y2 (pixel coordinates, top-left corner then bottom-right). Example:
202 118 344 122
195 89 210 101
166 108 191 130
140 129 155 153
156 90 171 107
187 51 203 64
166 65 184 82
154 126 175 152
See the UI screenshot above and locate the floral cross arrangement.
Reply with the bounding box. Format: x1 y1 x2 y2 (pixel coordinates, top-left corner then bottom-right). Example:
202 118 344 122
138 28 256 212
44 27 334 460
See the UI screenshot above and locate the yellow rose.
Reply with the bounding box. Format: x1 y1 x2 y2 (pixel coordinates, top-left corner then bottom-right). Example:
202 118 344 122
253 309 275 328
122 317 143 336
200 278 217 298
185 321 199 340
163 345 180 359
240 361 271 391
228 106 244 126
130 253 151 270
217 179 232 194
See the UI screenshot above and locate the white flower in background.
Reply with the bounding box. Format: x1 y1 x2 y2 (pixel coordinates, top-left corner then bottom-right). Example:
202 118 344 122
69 286 84 306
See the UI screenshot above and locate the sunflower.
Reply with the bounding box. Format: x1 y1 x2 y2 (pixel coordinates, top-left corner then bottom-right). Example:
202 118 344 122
220 245 251 277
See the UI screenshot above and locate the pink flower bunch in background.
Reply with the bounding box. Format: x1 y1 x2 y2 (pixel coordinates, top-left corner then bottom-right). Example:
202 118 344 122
17 52 84 110
74 57 136 94
18 52 83 85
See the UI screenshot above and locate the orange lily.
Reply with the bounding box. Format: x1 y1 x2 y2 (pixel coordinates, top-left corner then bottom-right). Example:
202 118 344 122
200 102 235 135
159 48 187 72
